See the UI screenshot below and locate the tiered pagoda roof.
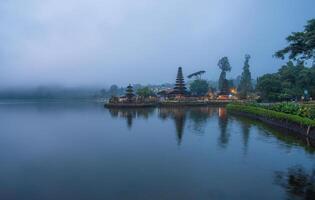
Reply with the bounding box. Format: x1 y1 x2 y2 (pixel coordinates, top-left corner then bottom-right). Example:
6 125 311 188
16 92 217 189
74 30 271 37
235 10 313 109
125 84 135 102
171 67 187 95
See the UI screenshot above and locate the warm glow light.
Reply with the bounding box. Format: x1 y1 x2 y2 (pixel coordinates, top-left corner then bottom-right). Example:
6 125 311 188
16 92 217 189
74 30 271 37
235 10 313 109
230 88 237 94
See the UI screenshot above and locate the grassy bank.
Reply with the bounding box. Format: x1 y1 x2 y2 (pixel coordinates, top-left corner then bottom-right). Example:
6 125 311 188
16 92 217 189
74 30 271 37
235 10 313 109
227 103 315 127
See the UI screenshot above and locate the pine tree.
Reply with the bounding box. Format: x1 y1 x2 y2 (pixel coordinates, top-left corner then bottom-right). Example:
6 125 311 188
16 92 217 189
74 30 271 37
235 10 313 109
173 67 187 95
125 84 135 102
238 54 253 98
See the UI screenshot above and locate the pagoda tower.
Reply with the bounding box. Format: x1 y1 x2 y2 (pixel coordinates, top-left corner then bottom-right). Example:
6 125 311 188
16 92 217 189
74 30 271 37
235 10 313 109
125 84 135 102
173 67 187 96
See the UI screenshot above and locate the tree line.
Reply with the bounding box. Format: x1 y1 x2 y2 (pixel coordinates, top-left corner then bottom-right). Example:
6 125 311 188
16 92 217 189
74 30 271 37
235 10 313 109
183 18 315 101
37 18 312 102
257 19 315 101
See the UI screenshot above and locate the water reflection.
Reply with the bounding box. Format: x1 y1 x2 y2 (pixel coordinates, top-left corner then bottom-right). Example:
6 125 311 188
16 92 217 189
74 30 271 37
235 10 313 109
274 166 315 200
107 107 315 151
109 107 228 146
108 108 155 128
218 108 230 148
241 122 251 154
188 107 216 134
233 115 315 154
0 103 314 199
159 108 187 145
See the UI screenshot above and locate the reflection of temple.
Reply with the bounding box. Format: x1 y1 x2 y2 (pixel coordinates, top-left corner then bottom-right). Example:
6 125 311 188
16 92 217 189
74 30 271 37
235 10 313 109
108 108 155 129
158 107 218 144
159 108 187 145
109 107 230 146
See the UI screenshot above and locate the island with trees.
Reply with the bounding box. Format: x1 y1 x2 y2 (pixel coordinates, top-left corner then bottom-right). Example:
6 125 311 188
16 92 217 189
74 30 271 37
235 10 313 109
104 19 315 139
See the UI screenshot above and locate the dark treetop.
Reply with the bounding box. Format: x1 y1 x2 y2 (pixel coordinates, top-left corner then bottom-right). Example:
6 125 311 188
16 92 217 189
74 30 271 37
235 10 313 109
275 19 315 63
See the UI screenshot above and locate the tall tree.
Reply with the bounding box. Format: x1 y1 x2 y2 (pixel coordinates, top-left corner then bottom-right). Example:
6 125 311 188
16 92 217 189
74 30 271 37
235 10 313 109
275 19 315 63
238 54 253 98
217 57 231 93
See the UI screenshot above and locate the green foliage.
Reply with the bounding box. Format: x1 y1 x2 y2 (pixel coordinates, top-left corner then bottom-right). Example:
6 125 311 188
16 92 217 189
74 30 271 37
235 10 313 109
256 61 315 101
304 103 315 120
136 87 155 97
227 103 315 127
260 19 315 102
233 102 314 120
256 74 282 101
218 57 231 72
268 103 311 118
310 107 315 120
189 79 209 96
238 54 253 98
275 19 315 62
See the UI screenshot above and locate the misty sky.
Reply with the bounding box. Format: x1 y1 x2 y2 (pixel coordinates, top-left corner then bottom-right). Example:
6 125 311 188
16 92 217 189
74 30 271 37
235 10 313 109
0 0 314 88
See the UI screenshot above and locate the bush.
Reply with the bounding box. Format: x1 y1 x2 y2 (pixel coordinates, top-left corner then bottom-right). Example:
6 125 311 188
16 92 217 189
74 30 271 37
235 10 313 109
310 108 315 120
227 103 315 127
267 103 311 118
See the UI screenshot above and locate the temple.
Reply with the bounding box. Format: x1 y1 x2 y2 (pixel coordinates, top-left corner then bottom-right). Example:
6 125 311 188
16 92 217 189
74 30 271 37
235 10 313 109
125 84 135 102
105 66 240 108
170 67 187 97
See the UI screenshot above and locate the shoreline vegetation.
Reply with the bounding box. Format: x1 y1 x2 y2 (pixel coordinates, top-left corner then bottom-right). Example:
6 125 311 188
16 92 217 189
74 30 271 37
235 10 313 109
227 103 315 139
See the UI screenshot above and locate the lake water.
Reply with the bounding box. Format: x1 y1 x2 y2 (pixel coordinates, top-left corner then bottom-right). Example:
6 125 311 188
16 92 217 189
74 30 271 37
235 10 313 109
0 102 314 200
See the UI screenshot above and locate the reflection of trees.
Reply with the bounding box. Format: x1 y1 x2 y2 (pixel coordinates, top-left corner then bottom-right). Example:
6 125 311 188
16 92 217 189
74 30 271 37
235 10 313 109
274 166 315 200
159 108 187 145
158 107 217 144
218 107 229 148
241 122 251 155
108 108 155 129
231 115 315 154
188 107 215 134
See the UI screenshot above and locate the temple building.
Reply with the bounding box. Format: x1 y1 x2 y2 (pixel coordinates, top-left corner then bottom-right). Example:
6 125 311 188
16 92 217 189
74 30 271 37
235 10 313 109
156 67 188 99
125 84 135 102
170 67 187 97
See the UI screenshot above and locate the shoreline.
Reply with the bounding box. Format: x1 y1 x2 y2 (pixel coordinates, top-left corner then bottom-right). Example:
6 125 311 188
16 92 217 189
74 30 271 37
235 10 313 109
227 104 315 140
104 100 242 108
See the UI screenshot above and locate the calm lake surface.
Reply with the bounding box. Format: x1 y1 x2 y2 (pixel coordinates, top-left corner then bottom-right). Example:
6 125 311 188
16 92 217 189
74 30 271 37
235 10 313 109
0 101 314 200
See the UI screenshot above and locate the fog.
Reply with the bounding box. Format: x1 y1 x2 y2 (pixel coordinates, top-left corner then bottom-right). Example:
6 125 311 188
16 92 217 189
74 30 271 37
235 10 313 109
0 0 314 88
